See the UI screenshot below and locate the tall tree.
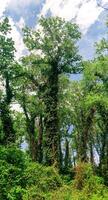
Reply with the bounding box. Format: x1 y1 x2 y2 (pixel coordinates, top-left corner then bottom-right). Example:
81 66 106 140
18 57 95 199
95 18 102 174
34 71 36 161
23 16 81 166
0 18 16 144
14 55 45 162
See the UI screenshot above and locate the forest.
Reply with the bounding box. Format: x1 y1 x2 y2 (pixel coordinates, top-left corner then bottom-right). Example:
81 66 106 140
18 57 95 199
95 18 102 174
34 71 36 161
0 16 108 200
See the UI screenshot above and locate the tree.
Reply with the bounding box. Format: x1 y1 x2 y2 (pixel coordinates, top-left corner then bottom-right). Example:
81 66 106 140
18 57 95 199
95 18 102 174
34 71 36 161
84 58 108 183
14 54 45 162
0 18 16 145
23 16 81 166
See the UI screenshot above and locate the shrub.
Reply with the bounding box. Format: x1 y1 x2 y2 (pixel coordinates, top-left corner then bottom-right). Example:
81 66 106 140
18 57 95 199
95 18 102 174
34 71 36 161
8 186 26 200
0 146 62 200
73 162 103 190
0 146 27 200
23 163 62 199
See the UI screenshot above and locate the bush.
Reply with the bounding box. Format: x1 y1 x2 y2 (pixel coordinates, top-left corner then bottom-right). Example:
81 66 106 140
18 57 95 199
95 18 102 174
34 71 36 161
0 145 26 168
1 147 108 200
73 162 103 190
0 146 27 200
66 162 108 200
8 186 26 200
23 163 62 199
49 181 108 200
0 146 62 200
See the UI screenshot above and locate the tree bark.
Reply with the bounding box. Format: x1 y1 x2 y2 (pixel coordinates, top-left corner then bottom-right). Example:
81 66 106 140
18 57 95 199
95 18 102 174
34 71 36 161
0 75 15 145
80 107 96 162
0 103 15 144
58 135 63 171
64 138 69 170
37 115 43 163
45 63 59 166
22 96 38 161
27 118 38 162
90 141 94 165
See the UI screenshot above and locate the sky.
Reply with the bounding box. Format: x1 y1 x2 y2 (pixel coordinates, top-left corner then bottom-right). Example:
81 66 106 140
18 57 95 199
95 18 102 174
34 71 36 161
0 0 108 60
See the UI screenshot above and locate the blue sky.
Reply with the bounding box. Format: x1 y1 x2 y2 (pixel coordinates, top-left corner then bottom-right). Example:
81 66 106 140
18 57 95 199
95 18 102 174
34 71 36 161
0 0 108 59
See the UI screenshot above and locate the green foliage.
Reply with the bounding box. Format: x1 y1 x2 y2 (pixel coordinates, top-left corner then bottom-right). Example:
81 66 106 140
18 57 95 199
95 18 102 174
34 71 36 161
0 145 26 168
49 163 108 200
1 15 108 200
48 183 108 200
23 16 81 74
0 17 16 144
0 146 62 200
24 162 62 188
23 163 62 199
0 146 27 200
0 17 15 72
0 17 11 34
8 186 26 200
73 163 102 189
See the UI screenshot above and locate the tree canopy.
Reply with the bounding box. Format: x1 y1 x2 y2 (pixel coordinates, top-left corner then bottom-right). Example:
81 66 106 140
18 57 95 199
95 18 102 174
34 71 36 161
0 16 108 200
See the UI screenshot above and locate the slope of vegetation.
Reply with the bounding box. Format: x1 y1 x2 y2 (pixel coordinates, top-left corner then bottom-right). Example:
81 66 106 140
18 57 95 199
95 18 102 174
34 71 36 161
0 16 108 199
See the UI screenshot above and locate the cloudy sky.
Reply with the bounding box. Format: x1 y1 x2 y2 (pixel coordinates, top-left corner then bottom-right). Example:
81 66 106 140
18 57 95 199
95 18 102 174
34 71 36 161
1 0 108 59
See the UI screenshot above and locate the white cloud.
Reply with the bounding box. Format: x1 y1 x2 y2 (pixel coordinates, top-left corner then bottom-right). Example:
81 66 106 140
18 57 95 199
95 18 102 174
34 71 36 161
76 0 103 33
0 0 107 60
0 0 11 18
40 0 106 34
0 0 40 17
16 17 25 30
8 17 26 59
102 0 108 5
7 0 40 13
0 1 27 59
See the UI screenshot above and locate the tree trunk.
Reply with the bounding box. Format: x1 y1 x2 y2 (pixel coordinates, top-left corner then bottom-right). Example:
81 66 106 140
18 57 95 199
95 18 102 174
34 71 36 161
45 64 59 166
0 103 15 144
27 118 38 161
80 107 96 162
64 138 69 170
90 141 94 165
0 75 15 145
99 131 107 170
58 135 63 171
37 115 43 163
80 128 88 162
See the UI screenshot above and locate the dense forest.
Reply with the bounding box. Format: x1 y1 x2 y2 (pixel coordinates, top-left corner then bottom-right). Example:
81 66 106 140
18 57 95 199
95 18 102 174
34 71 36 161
0 16 108 200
